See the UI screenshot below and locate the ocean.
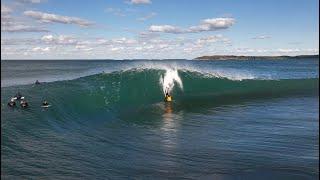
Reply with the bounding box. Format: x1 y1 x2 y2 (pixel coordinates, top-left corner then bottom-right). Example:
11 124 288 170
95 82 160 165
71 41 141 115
1 59 319 179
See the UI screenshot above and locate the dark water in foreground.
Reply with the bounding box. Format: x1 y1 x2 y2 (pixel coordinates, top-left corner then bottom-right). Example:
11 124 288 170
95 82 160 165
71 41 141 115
1 59 319 179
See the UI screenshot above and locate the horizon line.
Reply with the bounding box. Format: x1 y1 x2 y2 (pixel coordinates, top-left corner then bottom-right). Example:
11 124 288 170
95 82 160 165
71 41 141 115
1 54 319 61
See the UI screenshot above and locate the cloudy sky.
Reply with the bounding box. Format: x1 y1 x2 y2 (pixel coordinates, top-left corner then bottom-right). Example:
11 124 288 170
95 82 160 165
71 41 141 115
1 0 319 59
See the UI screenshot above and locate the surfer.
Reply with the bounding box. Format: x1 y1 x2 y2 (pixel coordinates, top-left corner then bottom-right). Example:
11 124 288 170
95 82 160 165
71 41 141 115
7 98 16 107
35 80 40 85
20 100 28 108
42 100 49 106
164 89 172 102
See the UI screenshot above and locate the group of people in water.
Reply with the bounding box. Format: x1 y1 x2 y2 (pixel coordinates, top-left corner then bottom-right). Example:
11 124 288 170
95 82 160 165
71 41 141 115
7 80 50 108
7 92 50 108
8 80 172 108
7 92 29 108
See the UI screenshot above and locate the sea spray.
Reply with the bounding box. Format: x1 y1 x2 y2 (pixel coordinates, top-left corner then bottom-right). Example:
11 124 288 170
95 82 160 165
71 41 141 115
160 68 183 95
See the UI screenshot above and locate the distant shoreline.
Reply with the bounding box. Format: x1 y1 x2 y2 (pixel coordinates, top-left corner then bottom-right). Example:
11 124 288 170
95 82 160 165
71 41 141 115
194 54 319 60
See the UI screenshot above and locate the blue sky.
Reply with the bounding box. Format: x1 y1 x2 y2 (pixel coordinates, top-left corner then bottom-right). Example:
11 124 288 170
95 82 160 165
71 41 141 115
1 0 319 59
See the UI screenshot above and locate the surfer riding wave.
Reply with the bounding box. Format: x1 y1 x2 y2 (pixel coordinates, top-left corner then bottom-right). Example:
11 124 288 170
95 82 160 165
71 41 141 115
160 68 183 102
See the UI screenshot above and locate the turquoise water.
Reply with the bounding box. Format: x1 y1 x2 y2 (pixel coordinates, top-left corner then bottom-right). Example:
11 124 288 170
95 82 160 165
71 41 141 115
1 59 319 179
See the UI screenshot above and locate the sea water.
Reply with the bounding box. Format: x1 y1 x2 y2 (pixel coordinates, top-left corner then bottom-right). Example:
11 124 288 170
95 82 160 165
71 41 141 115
1 59 319 179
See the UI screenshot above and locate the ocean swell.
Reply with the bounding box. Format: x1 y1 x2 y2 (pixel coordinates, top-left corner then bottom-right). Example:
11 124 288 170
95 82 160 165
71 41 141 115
1 68 318 117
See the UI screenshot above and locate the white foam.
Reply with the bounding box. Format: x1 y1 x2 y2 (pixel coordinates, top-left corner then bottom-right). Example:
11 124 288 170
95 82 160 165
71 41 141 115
119 61 256 81
159 68 183 95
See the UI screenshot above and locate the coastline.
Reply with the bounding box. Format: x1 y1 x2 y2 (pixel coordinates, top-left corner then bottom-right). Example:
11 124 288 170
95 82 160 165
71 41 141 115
194 54 319 60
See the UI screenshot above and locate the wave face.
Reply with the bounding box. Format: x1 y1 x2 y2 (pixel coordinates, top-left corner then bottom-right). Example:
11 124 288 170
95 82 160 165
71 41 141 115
1 59 319 179
2 68 318 116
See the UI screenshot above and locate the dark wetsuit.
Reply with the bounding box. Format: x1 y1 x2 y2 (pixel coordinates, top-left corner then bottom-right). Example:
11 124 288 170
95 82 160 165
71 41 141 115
15 93 22 100
20 101 28 108
8 101 16 107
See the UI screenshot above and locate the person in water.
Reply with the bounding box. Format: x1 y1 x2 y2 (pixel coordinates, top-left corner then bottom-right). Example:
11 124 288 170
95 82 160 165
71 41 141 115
42 100 49 106
164 91 172 102
7 98 16 107
20 100 28 108
35 80 40 85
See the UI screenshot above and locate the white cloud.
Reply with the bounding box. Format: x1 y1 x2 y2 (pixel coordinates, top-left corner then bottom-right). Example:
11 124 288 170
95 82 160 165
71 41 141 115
1 5 12 15
188 18 235 32
105 8 126 17
235 47 255 53
41 34 54 41
17 0 44 3
149 25 182 33
277 48 300 53
138 31 160 40
41 34 77 45
111 37 137 45
75 45 86 49
111 47 124 51
32 46 50 52
196 35 230 45
75 45 93 51
24 10 94 27
225 48 318 55
1 47 29 56
305 48 319 53
252 35 271 39
2 24 48 32
1 38 41 45
148 17 235 34
137 12 156 21
3 29 317 59
29 0 43 3
105 7 139 17
1 4 50 33
256 49 268 53
130 0 151 4
96 39 109 44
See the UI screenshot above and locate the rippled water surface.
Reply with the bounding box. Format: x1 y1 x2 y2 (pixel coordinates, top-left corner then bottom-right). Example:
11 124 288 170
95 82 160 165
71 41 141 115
1 59 319 179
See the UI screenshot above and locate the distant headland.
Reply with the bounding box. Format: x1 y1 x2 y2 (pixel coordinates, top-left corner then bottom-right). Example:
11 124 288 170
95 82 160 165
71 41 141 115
194 54 319 60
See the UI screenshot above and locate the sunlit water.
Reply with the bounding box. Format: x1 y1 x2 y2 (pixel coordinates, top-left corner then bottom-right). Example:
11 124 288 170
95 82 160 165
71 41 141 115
1 59 319 179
